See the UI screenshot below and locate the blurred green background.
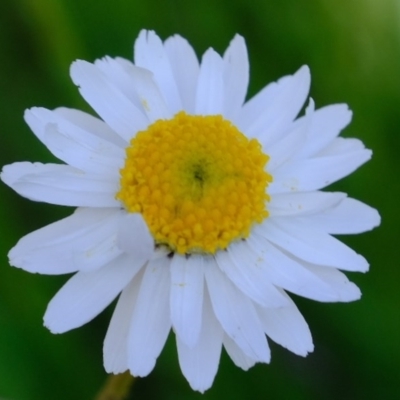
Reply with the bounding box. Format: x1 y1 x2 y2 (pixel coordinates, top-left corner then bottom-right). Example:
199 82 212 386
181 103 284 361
0 0 398 399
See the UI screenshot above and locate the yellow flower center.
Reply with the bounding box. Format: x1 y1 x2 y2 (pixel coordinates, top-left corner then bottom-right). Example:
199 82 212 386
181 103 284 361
117 111 272 254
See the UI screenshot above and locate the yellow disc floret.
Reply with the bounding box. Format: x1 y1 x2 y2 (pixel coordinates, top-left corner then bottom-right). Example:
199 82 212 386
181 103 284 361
117 111 272 254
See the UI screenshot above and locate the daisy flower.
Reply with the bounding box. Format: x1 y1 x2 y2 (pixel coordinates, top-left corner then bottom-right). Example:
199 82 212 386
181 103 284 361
1 30 380 392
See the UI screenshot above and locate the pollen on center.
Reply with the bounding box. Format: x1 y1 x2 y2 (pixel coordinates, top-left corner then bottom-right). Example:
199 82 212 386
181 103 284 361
117 111 272 254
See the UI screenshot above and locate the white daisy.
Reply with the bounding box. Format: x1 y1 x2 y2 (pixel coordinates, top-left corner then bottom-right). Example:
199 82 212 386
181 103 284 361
1 30 380 392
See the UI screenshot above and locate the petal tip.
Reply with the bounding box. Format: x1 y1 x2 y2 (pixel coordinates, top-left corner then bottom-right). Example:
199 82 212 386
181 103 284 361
298 64 311 76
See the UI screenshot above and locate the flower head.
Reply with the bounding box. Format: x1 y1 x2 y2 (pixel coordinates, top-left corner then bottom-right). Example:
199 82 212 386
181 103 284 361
1 30 380 392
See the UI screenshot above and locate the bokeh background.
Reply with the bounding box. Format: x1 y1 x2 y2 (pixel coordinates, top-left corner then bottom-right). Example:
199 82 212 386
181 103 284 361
0 0 398 399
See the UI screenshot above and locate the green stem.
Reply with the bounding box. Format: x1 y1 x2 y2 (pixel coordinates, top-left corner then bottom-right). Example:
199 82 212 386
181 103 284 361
95 372 136 400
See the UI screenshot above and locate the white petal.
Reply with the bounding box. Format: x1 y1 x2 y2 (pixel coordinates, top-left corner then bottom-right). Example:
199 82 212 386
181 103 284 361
239 65 310 145
223 34 249 121
301 263 362 302
104 270 143 374
267 98 314 170
256 291 314 356
170 254 204 347
205 258 270 362
70 60 148 141
2 162 119 207
54 107 127 147
176 291 223 393
246 233 343 302
195 48 224 115
9 208 123 275
164 34 200 113
268 191 346 217
72 232 123 272
94 56 145 111
116 213 154 258
128 256 171 376
236 80 280 134
215 242 290 307
270 146 372 193
223 334 256 371
127 65 172 122
297 104 352 158
258 219 369 272
303 197 381 234
44 123 123 177
23 107 70 145
25 107 126 157
134 30 182 114
44 253 144 333
317 136 365 157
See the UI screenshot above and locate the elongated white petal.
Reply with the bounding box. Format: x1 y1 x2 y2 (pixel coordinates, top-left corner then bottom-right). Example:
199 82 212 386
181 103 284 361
215 242 290 307
303 197 381 234
104 270 143 373
297 104 352 158
205 258 270 362
267 120 308 173
2 162 119 207
54 107 126 147
236 80 279 134
44 253 144 333
9 208 123 274
268 191 346 217
25 107 127 160
94 56 144 111
195 48 224 115
135 30 182 113
71 231 123 272
126 65 172 122
128 256 171 376
301 263 361 302
44 123 123 177
318 136 365 157
258 219 369 272
223 334 256 371
240 65 310 145
223 34 249 120
270 146 372 193
164 34 200 113
246 233 344 302
70 60 148 141
170 254 204 347
116 213 154 259
176 292 223 393
267 98 314 170
23 106 58 144
256 291 314 356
